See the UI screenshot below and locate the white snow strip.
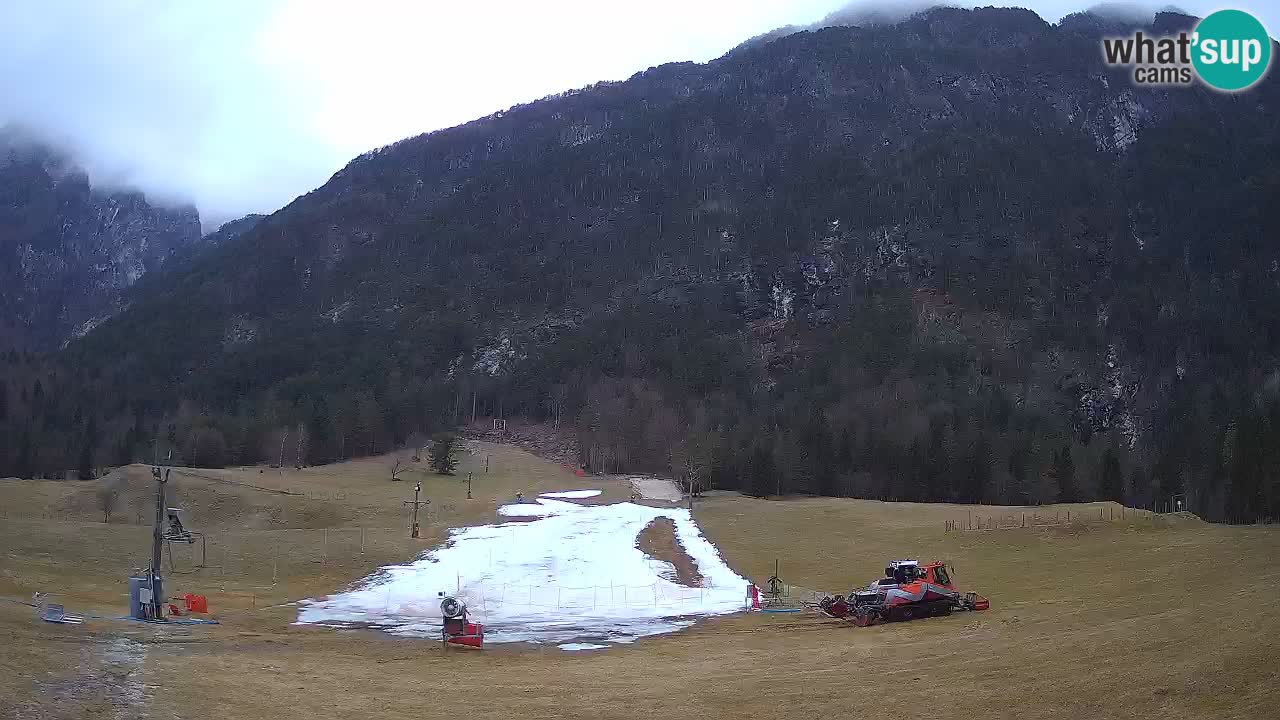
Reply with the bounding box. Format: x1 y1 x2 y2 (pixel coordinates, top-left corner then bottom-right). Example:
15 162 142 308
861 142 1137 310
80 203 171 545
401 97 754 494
539 489 602 499
297 501 749 645
497 502 559 517
558 642 609 651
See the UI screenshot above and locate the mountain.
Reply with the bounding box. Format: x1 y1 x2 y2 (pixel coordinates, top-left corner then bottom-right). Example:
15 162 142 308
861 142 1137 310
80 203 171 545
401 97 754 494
201 214 264 246
0 128 202 350
5 8 1279 521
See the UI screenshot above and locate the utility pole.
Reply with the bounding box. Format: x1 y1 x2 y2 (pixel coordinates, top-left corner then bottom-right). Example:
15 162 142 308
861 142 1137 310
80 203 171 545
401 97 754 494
404 482 428 539
149 461 171 620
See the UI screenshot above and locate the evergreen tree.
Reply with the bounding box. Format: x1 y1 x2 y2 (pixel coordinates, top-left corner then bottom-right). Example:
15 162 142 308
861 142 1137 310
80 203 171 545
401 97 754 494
307 396 336 465
1228 414 1264 521
1099 443 1124 502
924 420 947 501
115 435 134 467
429 433 459 475
1007 443 1030 505
835 428 854 471
963 433 992 503
811 414 837 496
746 443 775 498
16 427 34 479
1053 444 1079 503
78 415 98 480
1129 466 1147 506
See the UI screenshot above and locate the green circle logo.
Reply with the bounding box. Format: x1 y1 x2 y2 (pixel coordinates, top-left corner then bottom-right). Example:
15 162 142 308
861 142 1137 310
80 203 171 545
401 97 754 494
1192 10 1272 91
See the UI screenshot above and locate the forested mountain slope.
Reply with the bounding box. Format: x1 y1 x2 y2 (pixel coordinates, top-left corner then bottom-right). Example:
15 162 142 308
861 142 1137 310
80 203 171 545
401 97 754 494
4 8 1278 521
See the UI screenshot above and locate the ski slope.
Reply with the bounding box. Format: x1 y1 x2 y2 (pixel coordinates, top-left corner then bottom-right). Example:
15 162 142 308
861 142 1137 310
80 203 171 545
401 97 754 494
296 496 749 644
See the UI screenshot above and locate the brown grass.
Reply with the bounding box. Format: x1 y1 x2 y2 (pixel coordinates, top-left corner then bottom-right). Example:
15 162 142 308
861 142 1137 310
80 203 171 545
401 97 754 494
2 445 1279 720
636 517 704 586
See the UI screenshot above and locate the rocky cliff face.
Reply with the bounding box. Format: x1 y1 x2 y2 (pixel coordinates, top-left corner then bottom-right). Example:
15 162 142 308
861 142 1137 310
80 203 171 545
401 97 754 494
0 129 202 349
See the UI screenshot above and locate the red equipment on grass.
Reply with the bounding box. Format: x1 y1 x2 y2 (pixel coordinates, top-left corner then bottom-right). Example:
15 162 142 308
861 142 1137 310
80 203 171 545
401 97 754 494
819 560 989 626
440 594 484 649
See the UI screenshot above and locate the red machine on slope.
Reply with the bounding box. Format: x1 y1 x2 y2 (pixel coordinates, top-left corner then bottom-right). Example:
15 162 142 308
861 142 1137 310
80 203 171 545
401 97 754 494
819 560 989 626
439 593 484 649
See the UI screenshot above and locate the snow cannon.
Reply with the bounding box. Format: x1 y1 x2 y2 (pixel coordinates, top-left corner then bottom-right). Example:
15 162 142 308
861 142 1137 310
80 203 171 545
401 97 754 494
439 593 483 649
819 560 989 626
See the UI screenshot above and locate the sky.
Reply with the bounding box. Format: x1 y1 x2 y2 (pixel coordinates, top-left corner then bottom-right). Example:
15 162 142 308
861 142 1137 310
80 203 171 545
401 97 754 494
2 0 1276 229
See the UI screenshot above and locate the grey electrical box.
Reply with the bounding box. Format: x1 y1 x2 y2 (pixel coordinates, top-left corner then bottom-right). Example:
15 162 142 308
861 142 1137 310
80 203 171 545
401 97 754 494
128 575 154 620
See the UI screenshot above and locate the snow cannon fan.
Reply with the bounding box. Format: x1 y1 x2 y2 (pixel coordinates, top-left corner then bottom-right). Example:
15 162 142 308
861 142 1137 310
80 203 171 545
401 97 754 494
438 592 483 650
440 594 466 620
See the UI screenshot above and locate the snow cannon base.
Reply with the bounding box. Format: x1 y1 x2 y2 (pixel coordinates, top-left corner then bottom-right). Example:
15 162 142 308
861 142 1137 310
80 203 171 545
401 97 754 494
442 618 484 649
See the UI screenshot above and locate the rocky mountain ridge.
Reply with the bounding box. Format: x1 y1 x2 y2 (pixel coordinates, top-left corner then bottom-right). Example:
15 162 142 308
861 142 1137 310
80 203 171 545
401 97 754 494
0 127 202 349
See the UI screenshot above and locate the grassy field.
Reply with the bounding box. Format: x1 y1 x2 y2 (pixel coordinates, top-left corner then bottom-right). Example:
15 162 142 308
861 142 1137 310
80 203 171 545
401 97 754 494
2 442 1278 719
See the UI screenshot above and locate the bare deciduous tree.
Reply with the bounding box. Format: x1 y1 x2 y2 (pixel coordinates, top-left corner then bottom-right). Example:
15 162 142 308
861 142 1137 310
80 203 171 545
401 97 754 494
546 384 569 430
671 437 708 510
404 432 428 462
97 485 119 524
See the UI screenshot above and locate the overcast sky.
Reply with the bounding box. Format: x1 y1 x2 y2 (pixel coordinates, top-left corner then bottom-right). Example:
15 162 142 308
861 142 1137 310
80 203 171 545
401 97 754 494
2 1 1275 229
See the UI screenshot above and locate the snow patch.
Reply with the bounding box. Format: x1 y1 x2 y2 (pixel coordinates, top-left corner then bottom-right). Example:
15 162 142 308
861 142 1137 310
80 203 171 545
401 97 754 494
473 337 518 376
70 314 111 339
1112 110 1137 150
323 300 353 323
539 489 601 499
559 642 609 651
770 281 794 320
297 501 749 645
497 502 561 517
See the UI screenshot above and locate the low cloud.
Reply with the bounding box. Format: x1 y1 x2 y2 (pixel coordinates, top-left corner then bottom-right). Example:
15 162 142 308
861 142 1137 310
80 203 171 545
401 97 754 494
0 0 1252 232
0 2 342 228
819 0 957 27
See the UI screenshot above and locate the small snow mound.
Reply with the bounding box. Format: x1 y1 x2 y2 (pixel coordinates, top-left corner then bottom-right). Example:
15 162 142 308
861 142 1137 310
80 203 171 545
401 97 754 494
497 503 558 517
559 643 609 651
539 489 602 499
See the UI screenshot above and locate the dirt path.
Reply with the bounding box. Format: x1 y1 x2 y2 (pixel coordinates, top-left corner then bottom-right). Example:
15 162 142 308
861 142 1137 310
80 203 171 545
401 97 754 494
7 634 149 720
629 477 681 502
636 517 704 586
